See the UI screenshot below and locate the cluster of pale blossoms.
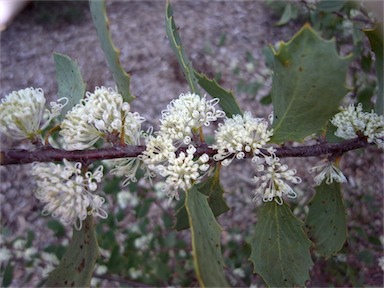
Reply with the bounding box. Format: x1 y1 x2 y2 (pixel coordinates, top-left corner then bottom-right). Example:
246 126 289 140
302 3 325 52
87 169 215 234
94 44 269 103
331 103 384 149
2 86 383 228
141 92 224 201
31 159 107 230
0 87 67 142
308 103 384 187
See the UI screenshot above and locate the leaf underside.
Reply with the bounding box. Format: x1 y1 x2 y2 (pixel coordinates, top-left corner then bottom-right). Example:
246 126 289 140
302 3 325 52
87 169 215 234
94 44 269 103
185 187 229 287
271 24 351 143
305 181 347 258
249 201 313 287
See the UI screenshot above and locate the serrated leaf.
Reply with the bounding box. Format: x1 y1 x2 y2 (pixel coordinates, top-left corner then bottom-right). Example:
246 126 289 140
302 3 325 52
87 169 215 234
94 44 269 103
54 53 86 121
194 70 243 117
45 216 99 287
165 0 199 94
271 24 351 143
174 166 230 231
364 26 383 115
249 201 313 287
89 0 134 103
185 187 229 287
305 181 347 258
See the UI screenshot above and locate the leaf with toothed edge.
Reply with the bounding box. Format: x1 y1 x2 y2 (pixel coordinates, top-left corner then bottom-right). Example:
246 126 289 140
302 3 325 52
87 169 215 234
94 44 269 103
194 70 243 118
89 0 134 103
249 201 313 287
270 24 351 143
45 216 99 287
165 0 199 94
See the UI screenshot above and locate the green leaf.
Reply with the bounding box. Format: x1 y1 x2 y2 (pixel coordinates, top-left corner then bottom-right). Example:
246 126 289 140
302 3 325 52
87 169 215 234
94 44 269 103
276 3 297 26
45 216 99 287
364 25 383 115
271 24 351 143
194 71 242 117
174 166 230 231
165 0 199 94
316 0 347 12
185 187 229 287
89 0 134 103
305 181 347 258
54 53 86 121
2 262 14 287
249 202 313 287
47 219 66 238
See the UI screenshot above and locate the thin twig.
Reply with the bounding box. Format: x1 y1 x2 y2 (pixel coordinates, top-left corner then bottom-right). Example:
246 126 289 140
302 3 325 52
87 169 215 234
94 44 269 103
0 137 371 166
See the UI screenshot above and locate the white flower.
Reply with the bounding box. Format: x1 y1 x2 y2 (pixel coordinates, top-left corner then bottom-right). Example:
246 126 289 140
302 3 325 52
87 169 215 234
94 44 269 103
379 256 384 272
117 190 139 209
109 112 151 185
309 159 347 186
31 159 107 230
331 103 384 149
253 158 301 205
141 134 176 166
155 145 210 201
60 86 132 150
0 87 67 141
159 92 225 145
212 112 274 166
364 112 384 149
0 248 11 264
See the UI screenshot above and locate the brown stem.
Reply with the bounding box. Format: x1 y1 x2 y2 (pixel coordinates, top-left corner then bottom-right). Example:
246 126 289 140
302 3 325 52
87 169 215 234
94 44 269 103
0 137 371 166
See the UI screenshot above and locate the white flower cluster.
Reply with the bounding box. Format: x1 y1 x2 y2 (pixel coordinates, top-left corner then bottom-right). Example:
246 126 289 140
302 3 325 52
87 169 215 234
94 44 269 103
212 111 274 166
60 86 145 150
331 103 384 149
141 92 218 201
210 111 301 204
31 159 107 230
0 87 67 142
60 86 150 185
253 157 302 205
309 159 347 186
159 92 225 145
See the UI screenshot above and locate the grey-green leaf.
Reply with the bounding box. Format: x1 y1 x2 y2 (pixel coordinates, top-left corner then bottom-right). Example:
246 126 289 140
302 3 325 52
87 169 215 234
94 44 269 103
174 166 230 231
364 25 383 115
89 0 134 103
54 53 86 121
165 0 199 94
45 216 99 287
194 70 243 117
185 187 229 287
249 201 313 287
271 24 351 143
305 181 347 258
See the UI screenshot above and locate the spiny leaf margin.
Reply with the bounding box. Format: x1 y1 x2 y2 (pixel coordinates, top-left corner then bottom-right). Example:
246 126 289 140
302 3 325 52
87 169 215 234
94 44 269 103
89 0 134 103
